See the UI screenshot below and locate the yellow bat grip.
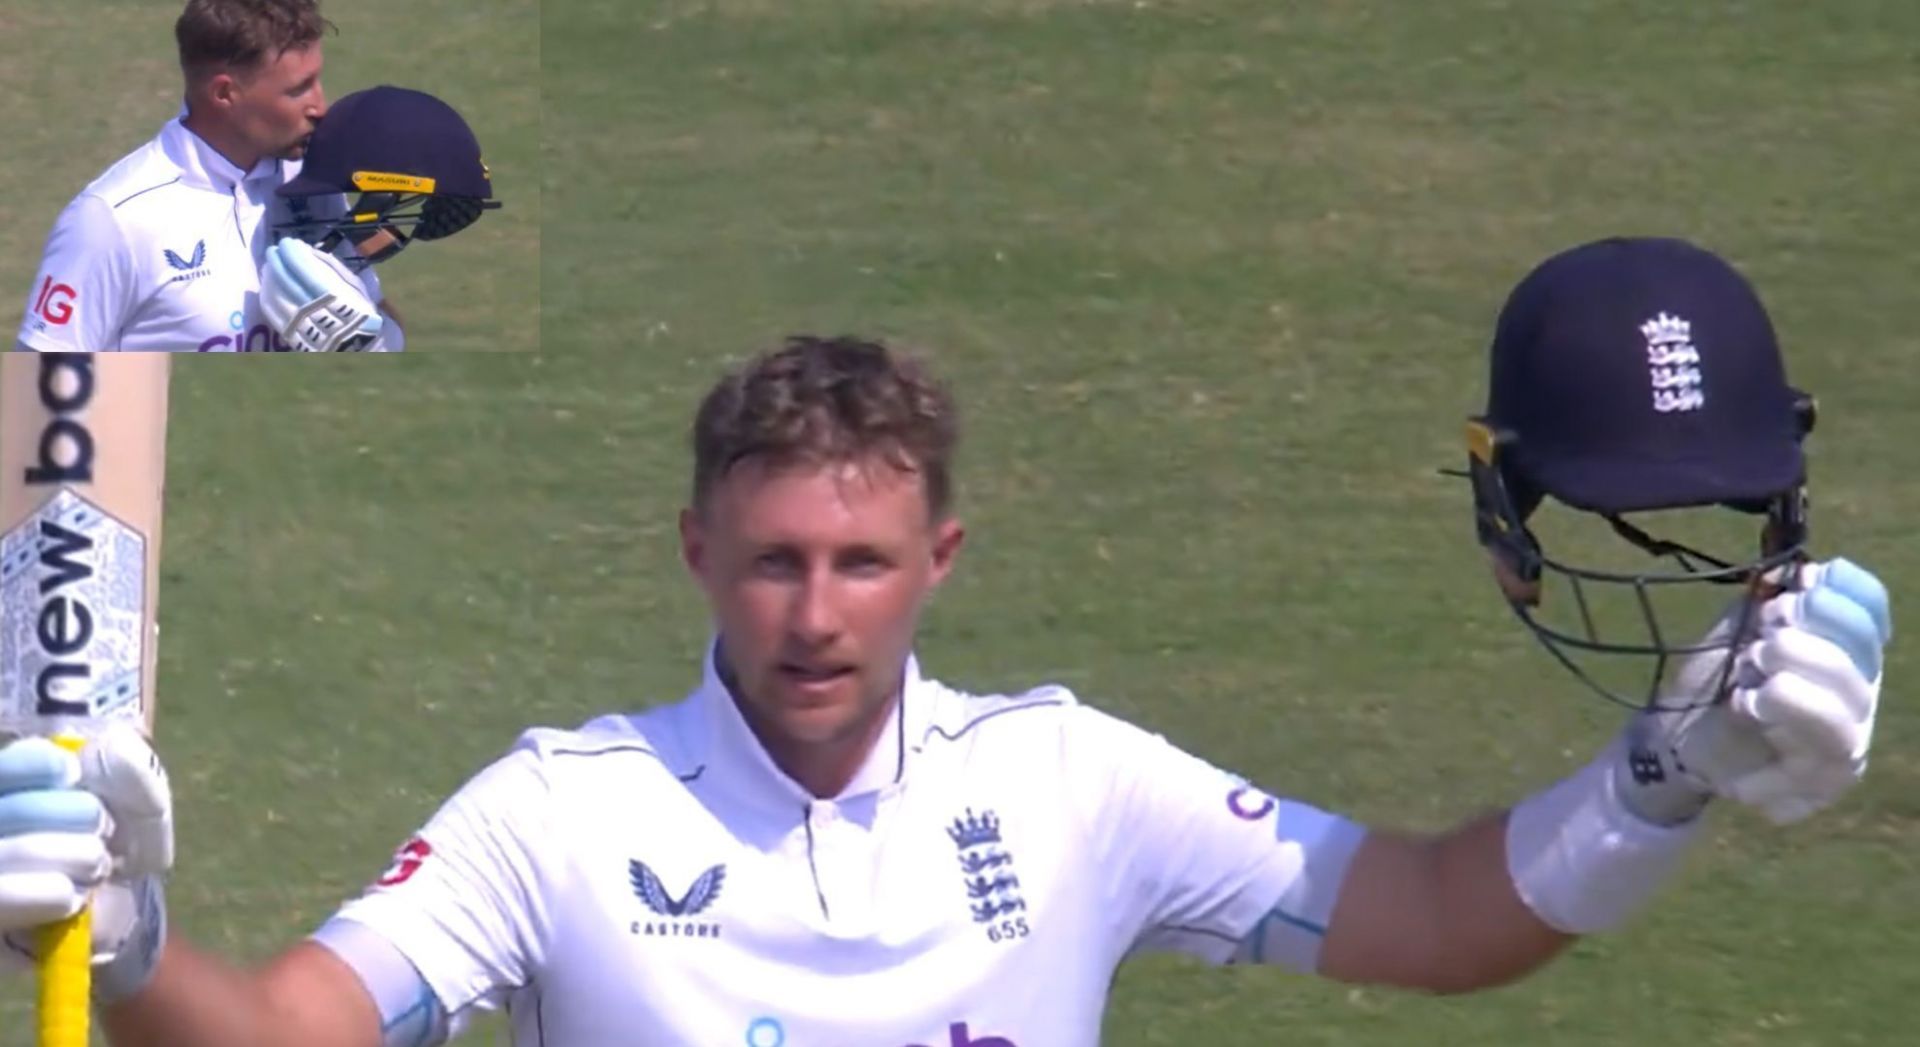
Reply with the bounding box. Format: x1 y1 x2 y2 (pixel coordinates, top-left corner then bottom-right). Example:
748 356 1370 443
36 733 91 1047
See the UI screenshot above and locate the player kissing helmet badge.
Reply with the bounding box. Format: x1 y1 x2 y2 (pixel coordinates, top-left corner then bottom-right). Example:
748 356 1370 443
272 85 502 271
1456 236 1816 712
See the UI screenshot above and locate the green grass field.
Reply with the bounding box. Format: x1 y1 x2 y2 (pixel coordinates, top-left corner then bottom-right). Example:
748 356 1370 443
8 0 1920 1044
0 0 539 351
541 6 1920 1038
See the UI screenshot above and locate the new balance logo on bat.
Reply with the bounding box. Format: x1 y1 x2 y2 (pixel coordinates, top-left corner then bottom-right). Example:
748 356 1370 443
0 354 148 725
16 356 100 718
24 355 95 487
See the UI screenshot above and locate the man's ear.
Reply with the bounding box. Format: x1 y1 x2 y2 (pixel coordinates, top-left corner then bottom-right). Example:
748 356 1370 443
206 71 241 109
680 506 706 579
929 517 966 587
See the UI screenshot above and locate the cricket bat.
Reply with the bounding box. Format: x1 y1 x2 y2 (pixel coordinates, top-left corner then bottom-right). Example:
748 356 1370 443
0 353 171 1047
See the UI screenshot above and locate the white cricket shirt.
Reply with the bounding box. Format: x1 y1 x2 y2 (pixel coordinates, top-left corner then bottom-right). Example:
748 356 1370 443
15 111 379 352
325 648 1367 1046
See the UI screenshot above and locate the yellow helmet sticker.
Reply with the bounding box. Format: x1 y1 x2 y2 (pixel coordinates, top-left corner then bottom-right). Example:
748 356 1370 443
352 171 437 194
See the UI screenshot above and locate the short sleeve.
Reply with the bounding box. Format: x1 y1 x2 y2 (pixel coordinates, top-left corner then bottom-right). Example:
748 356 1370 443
1068 705 1367 973
17 194 138 351
322 733 557 1018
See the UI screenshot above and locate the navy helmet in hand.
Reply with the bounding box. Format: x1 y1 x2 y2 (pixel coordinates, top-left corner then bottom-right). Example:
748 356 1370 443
273 85 501 267
1463 236 1815 708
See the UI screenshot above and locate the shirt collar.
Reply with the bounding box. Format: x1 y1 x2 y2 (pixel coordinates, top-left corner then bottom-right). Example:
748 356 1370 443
161 105 284 192
694 638 936 808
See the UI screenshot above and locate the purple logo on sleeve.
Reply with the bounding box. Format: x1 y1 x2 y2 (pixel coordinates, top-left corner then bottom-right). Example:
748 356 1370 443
745 1019 1019 1046
1226 785 1276 821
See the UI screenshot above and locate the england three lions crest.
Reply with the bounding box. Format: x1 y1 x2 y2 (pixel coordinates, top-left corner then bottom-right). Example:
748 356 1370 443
1640 311 1705 413
948 808 1031 944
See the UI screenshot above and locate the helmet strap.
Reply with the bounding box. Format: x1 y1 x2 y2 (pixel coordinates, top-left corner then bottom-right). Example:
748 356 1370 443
1464 417 1544 604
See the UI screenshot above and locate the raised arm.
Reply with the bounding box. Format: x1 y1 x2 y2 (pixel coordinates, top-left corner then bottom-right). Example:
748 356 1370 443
1306 559 1888 994
0 723 556 1047
100 938 385 1047
0 725 390 1047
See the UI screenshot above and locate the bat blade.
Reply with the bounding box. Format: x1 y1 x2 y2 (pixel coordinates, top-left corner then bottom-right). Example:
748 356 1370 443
1 353 169 739
0 352 171 1047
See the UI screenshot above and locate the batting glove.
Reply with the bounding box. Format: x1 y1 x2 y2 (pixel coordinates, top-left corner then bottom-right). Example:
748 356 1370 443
0 722 172 1001
1619 558 1890 826
261 238 387 352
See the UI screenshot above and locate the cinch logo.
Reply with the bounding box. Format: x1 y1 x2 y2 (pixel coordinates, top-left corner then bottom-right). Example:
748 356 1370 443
32 276 76 327
743 1018 1019 1047
198 319 291 352
904 1024 1019 1047
20 355 98 718
1226 784 1276 821
196 325 292 351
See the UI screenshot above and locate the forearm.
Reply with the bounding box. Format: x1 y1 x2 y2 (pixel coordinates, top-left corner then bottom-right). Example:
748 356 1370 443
1318 738 1701 994
100 938 278 1047
1320 812 1571 994
95 938 254 1047
101 938 376 1047
1429 811 1576 990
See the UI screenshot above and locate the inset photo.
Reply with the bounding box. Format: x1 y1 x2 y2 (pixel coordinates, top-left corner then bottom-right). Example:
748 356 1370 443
3 0 537 352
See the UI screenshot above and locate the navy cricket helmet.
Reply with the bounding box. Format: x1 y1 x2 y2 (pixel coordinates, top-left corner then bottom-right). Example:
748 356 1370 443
273 85 501 268
1463 236 1816 709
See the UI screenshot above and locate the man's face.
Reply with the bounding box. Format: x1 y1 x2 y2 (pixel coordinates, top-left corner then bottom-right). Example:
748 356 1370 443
681 457 964 758
223 44 327 161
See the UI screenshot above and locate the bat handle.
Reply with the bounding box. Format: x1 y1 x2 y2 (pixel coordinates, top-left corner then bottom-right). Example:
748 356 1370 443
36 733 91 1047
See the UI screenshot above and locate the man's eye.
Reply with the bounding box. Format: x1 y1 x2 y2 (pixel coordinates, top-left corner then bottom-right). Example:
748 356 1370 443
753 552 798 574
842 552 891 574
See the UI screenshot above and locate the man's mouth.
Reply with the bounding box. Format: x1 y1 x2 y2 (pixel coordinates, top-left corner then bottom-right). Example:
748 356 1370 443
778 662 855 687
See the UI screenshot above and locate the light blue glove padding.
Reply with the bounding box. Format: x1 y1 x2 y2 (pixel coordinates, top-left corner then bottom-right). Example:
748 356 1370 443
0 737 109 940
0 739 102 837
0 729 172 1002
0 738 78 787
0 792 102 837
1807 558 1892 679
1621 557 1891 827
262 239 384 352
